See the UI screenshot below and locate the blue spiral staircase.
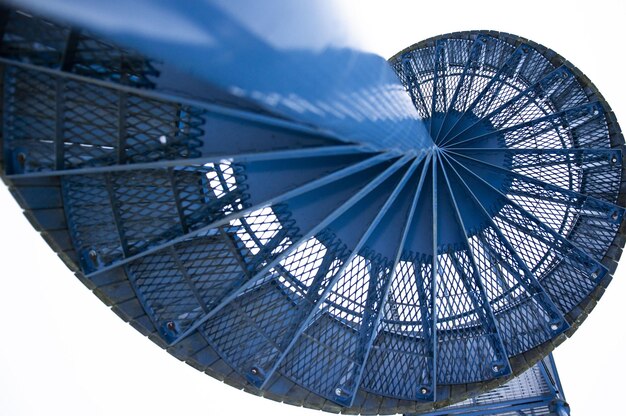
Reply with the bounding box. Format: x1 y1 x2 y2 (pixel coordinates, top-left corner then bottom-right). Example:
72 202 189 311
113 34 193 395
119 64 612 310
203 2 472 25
0 3 622 415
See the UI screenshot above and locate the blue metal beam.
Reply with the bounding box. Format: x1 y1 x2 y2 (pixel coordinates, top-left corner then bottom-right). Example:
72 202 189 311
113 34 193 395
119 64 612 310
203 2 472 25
170 153 417 348
448 101 601 149
447 149 624 217
440 153 569 338
83 151 396 278
255 154 427 400
430 40 445 136
7 145 374 179
400 54 429 117
0 58 349 145
445 155 609 281
430 150 439 399
398 156 438 400
439 155 512 378
324 155 426 406
441 65 571 146
434 36 485 143
439 44 528 144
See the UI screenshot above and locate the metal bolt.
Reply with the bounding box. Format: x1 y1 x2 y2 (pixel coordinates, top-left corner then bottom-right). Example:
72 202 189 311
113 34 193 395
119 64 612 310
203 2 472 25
612 212 619 220
611 155 618 164
250 367 259 375
166 321 176 331
420 387 429 395
591 271 598 279
550 323 559 331
16 152 26 165
88 249 98 261
335 387 343 396
492 364 499 373
159 135 168 144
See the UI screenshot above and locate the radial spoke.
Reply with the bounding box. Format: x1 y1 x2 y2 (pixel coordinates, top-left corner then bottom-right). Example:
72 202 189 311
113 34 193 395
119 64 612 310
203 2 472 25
438 155 512 377
450 147 620 192
440 153 569 336
381 155 437 399
0 58 353 144
434 36 485 143
6 145 375 179
449 147 620 171
430 40 445 136
322 156 426 406
252 155 429 397
450 147 618 156
170 153 419 348
400 54 430 118
85 151 398 278
445 155 609 278
319 155 431 406
439 44 528 144
447 154 612 324
447 101 600 149
446 149 624 213
441 66 570 147
429 152 439 395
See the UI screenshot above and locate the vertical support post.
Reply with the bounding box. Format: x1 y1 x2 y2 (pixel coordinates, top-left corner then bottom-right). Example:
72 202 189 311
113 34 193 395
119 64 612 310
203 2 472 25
0 64 5 168
116 87 127 163
60 29 80 71
54 78 65 170
429 40 445 136
0 6 10 42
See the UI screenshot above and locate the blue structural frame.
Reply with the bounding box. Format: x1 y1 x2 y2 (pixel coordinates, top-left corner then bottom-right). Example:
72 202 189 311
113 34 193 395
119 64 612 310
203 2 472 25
407 354 569 416
0 4 624 415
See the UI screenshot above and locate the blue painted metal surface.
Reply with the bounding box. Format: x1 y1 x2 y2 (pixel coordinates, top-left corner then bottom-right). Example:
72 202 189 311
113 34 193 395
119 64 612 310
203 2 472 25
12 0 432 152
406 354 570 416
0 4 624 415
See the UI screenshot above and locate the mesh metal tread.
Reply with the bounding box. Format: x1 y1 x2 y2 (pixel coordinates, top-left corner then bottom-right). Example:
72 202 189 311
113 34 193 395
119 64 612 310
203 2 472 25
406 354 569 416
0 7 623 415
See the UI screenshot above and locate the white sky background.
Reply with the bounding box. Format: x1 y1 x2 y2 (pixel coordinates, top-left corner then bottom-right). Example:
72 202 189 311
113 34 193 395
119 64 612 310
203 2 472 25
1 0 625 414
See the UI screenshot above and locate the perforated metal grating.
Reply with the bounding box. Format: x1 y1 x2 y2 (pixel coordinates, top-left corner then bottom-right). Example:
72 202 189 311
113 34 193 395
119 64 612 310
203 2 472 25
407 354 568 416
0 7 623 415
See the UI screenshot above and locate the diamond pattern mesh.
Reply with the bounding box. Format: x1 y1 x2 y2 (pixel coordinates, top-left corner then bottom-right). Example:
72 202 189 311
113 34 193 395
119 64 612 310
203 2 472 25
2 66 204 174
361 254 435 399
62 163 247 271
0 9 157 86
